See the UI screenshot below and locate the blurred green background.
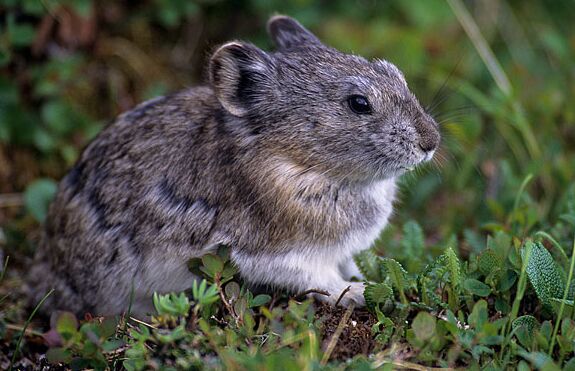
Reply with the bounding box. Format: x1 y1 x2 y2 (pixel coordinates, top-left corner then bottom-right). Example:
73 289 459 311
1 0 574 262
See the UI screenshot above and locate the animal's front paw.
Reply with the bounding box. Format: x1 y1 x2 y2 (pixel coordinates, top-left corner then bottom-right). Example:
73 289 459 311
311 281 366 307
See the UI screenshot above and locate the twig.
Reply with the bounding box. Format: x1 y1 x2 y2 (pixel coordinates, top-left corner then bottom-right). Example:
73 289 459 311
5 324 44 337
549 235 575 356
373 359 454 371
0 194 23 208
215 277 239 325
320 302 354 365
128 316 157 329
294 288 330 301
334 285 351 307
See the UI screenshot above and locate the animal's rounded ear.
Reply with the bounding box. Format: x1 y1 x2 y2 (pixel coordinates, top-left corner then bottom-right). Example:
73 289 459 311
209 42 275 117
267 15 321 50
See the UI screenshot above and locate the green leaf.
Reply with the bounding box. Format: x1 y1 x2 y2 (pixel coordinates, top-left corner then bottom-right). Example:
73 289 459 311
412 312 436 341
153 292 191 316
364 282 393 311
513 315 539 333
518 351 561 371
401 220 425 256
23 178 58 223
564 357 575 371
468 299 488 329
69 0 93 17
444 247 461 288
382 258 409 303
250 294 271 308
487 231 512 260
353 249 382 282
9 22 36 47
55 311 78 340
463 278 491 297
201 254 224 278
478 248 499 275
55 311 78 334
98 317 118 339
550 298 574 319
46 347 73 363
497 269 517 292
224 281 240 302
523 241 565 308
102 338 124 352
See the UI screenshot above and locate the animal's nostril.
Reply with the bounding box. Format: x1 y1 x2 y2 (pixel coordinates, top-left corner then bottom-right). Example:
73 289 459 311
418 141 435 152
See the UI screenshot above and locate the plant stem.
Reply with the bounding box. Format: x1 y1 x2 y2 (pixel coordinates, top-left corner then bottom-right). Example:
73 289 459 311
9 289 53 371
0 256 9 284
507 241 533 335
508 174 533 233
549 236 575 356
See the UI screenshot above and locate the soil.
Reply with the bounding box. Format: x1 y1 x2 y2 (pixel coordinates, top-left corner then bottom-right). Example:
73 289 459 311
315 303 378 361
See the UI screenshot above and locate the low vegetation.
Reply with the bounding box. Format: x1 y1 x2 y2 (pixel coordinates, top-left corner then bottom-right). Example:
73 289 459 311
1 0 574 369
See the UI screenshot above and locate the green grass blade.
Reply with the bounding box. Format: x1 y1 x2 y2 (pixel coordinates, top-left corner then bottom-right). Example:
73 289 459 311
549 236 575 356
508 173 533 233
534 231 569 263
0 256 9 284
9 289 54 371
446 0 511 95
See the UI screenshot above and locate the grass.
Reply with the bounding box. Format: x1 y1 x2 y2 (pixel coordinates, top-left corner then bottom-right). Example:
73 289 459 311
1 0 575 369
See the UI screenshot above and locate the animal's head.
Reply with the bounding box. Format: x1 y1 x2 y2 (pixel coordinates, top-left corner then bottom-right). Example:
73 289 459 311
209 15 440 182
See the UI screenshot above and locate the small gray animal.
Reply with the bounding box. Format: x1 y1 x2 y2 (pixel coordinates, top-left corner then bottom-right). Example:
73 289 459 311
28 15 440 316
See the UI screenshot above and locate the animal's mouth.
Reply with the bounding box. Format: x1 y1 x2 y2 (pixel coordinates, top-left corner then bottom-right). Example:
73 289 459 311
400 150 435 172
423 150 435 162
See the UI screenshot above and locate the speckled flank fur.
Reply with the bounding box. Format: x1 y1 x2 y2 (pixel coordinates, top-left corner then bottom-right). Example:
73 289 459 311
27 16 440 316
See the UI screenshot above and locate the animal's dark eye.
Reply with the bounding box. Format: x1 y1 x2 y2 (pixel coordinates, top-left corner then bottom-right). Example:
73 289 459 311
347 95 372 114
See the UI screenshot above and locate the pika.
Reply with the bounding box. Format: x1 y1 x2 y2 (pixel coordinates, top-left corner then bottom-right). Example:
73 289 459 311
27 16 440 316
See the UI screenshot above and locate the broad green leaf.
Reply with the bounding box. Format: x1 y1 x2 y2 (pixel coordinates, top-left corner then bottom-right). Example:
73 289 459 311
55 311 78 336
23 178 58 223
102 338 124 352
463 278 491 297
401 220 425 257
250 294 271 308
487 231 512 261
478 248 499 275
464 229 485 253
497 270 518 292
201 254 224 278
512 315 539 333
46 347 73 363
469 299 488 328
518 351 561 371
523 242 565 308
224 282 240 302
412 312 436 341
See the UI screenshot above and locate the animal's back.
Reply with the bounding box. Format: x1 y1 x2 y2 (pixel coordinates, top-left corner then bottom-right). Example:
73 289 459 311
28 87 230 315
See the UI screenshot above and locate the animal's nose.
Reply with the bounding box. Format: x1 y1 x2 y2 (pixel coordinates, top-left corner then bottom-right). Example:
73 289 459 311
418 134 439 152
415 118 440 153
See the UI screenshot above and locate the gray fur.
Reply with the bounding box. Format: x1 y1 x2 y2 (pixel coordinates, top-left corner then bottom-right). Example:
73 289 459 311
27 16 440 316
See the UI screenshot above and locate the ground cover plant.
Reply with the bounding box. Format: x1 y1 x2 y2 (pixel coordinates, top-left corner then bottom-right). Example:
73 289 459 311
1 0 574 369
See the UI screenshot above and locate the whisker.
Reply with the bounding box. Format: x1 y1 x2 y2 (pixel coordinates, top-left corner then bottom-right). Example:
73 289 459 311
426 55 465 114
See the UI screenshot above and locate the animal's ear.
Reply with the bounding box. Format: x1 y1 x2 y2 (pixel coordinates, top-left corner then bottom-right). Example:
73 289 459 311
209 42 275 117
267 15 321 50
